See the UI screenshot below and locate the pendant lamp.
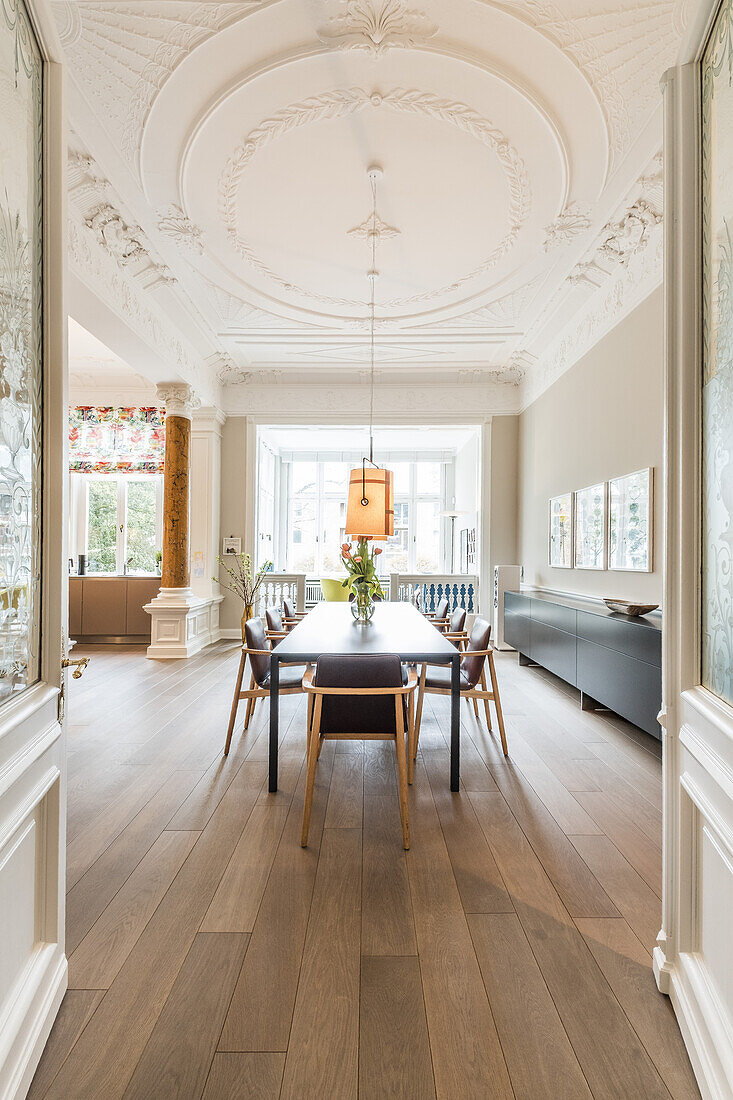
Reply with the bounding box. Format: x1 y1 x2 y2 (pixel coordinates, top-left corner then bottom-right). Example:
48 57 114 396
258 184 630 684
345 165 394 541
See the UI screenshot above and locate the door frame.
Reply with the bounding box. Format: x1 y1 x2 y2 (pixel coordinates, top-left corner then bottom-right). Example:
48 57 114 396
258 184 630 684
660 2 733 1096
0 0 67 1095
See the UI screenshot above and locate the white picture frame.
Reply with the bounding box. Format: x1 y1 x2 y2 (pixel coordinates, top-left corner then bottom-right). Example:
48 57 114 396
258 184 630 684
574 482 607 570
222 536 242 555
608 467 653 572
548 493 574 568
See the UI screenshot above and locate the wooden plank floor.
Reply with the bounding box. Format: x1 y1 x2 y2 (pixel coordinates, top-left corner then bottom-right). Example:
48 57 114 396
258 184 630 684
29 641 701 1100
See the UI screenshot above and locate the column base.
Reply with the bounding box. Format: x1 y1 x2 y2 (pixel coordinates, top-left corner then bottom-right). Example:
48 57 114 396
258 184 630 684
144 589 223 659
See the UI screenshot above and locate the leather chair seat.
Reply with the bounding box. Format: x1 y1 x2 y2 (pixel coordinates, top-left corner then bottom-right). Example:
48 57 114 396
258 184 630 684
424 665 473 691
262 664 308 690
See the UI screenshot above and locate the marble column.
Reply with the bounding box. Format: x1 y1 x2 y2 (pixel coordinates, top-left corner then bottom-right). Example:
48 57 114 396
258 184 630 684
145 383 221 659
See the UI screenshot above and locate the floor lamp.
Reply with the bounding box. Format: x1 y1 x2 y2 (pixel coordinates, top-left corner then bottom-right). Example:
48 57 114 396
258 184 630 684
440 509 466 573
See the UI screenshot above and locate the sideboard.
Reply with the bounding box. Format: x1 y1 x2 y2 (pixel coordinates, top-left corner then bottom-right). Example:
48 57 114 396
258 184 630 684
69 576 161 643
504 590 662 739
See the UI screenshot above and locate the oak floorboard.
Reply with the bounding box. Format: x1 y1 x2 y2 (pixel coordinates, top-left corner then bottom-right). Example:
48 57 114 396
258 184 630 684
470 791 670 1100
324 751 364 829
468 912 593 1100
575 790 663 896
361 742 418 956
122 932 249 1100
578 757 663 848
422 750 514 915
65 767 202 956
576 918 701 1100
69 830 199 989
26 990 104 1100
279 828 362 1100
43 759 267 1100
219 751 335 1052
359 956 436 1100
202 1053 285 1099
406 760 513 1100
570 834 663 953
586 740 663 810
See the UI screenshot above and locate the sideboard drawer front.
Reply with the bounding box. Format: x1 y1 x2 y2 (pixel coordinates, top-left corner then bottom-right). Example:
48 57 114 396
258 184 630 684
531 620 577 687
504 595 530 653
577 639 661 737
530 598 577 635
576 610 662 668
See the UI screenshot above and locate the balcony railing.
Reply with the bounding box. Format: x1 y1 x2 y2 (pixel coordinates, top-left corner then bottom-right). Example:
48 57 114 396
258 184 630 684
258 573 479 616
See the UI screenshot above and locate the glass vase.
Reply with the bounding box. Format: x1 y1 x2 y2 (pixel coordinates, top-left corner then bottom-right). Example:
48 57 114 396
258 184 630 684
351 583 375 623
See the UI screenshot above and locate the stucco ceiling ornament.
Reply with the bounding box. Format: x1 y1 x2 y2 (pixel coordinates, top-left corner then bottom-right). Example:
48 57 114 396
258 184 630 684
542 201 591 251
598 199 661 266
219 87 530 310
347 209 400 242
85 203 147 267
157 205 206 255
317 0 438 55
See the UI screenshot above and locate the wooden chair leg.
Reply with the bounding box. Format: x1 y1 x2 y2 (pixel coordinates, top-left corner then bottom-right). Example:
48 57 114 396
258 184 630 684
488 651 508 755
301 697 322 847
413 664 426 764
407 690 415 784
244 674 256 729
224 651 247 755
394 697 410 849
472 696 480 718
479 668 492 731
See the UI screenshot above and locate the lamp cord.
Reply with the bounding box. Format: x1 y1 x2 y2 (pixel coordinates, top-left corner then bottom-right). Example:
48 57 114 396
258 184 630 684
369 170 377 466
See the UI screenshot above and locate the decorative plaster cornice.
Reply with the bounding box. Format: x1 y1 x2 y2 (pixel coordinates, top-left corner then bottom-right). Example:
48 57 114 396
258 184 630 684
156 382 201 418
67 212 217 404
317 0 438 55
85 203 146 266
219 86 530 310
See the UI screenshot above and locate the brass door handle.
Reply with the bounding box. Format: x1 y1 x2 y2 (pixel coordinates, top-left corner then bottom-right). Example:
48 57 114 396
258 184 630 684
62 657 89 679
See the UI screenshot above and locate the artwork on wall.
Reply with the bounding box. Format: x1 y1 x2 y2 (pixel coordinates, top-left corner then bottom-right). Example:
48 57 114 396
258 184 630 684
548 493 573 568
609 468 653 572
459 529 468 574
574 483 606 569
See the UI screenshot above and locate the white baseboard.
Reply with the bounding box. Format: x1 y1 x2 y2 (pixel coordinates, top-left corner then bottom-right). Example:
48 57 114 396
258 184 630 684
666 954 733 1100
2 947 67 1100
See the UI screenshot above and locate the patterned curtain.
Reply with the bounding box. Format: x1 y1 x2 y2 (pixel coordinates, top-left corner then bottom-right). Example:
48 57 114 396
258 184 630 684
69 407 165 474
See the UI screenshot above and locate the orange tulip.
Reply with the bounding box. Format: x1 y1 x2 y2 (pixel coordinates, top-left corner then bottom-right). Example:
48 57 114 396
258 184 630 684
354 556 362 563
373 547 382 555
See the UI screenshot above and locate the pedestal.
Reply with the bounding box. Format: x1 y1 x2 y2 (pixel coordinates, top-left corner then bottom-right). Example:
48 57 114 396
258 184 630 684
145 587 223 659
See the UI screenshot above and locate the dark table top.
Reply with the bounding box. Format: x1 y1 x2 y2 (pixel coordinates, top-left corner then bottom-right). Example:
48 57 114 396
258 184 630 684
273 601 460 663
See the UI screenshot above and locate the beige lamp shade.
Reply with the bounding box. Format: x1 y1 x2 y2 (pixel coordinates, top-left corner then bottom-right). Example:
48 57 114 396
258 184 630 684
345 466 394 540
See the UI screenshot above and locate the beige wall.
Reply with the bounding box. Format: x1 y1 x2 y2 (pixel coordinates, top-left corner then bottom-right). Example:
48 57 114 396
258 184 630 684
489 415 519 584
218 415 251 632
517 287 664 603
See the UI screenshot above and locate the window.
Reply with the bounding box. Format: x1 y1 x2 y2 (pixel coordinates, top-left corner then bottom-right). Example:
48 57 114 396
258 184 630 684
79 475 163 575
280 457 446 575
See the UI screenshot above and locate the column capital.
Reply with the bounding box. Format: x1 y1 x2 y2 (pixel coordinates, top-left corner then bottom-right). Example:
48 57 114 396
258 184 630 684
156 382 200 419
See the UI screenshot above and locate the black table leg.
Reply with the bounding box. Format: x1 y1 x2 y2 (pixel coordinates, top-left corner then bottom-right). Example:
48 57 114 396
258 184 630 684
450 652 460 791
269 655 279 792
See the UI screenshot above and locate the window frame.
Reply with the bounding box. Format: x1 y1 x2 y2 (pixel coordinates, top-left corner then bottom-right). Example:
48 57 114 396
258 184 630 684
77 472 163 576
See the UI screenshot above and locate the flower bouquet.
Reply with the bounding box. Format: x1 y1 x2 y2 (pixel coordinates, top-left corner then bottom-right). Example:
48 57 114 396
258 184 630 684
340 537 384 622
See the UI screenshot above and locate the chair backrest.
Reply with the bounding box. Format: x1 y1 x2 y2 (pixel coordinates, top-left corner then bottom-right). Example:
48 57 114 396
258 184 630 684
449 606 466 633
314 653 403 735
244 617 270 685
460 617 491 688
435 596 449 619
266 607 284 632
283 596 296 618
373 591 383 601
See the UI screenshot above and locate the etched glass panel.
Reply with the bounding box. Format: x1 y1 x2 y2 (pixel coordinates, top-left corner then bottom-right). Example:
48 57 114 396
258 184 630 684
609 468 652 571
574 484 606 570
0 0 42 703
702 0 733 704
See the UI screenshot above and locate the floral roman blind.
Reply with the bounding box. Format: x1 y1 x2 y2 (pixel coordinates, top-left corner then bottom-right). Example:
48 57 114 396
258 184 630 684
69 407 165 474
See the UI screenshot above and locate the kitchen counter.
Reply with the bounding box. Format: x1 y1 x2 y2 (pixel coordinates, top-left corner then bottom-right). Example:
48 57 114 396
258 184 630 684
69 575 161 642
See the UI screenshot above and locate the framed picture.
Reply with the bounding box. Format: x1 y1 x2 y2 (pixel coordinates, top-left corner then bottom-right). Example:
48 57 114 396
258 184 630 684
548 493 573 568
574 483 606 569
222 537 242 555
467 528 476 570
609 467 653 572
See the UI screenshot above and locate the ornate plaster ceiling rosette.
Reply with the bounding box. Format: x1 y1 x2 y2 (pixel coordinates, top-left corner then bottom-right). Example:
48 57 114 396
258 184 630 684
218 86 531 312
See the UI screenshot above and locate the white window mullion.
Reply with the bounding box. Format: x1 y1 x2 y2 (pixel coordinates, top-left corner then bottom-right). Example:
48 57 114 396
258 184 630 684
117 479 126 575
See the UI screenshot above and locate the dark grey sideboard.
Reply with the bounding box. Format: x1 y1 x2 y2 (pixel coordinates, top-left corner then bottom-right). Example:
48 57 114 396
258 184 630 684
504 590 662 739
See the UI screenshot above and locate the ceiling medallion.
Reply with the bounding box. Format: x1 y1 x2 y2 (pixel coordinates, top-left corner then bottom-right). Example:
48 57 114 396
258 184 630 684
219 87 530 311
347 209 400 242
317 0 438 56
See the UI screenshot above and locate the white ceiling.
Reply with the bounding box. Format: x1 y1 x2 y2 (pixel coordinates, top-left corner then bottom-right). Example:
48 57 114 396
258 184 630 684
57 0 682 402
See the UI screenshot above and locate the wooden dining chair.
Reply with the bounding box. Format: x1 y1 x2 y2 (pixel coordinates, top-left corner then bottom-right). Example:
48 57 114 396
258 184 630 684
424 595 450 631
301 654 418 849
282 596 306 626
224 617 307 754
411 616 507 782
265 606 291 636
442 606 467 645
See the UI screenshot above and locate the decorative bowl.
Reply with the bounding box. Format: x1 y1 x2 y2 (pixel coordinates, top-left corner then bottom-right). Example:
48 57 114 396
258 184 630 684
603 599 659 617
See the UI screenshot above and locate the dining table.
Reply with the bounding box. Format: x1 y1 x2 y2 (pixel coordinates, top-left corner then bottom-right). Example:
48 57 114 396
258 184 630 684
268 600 463 792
